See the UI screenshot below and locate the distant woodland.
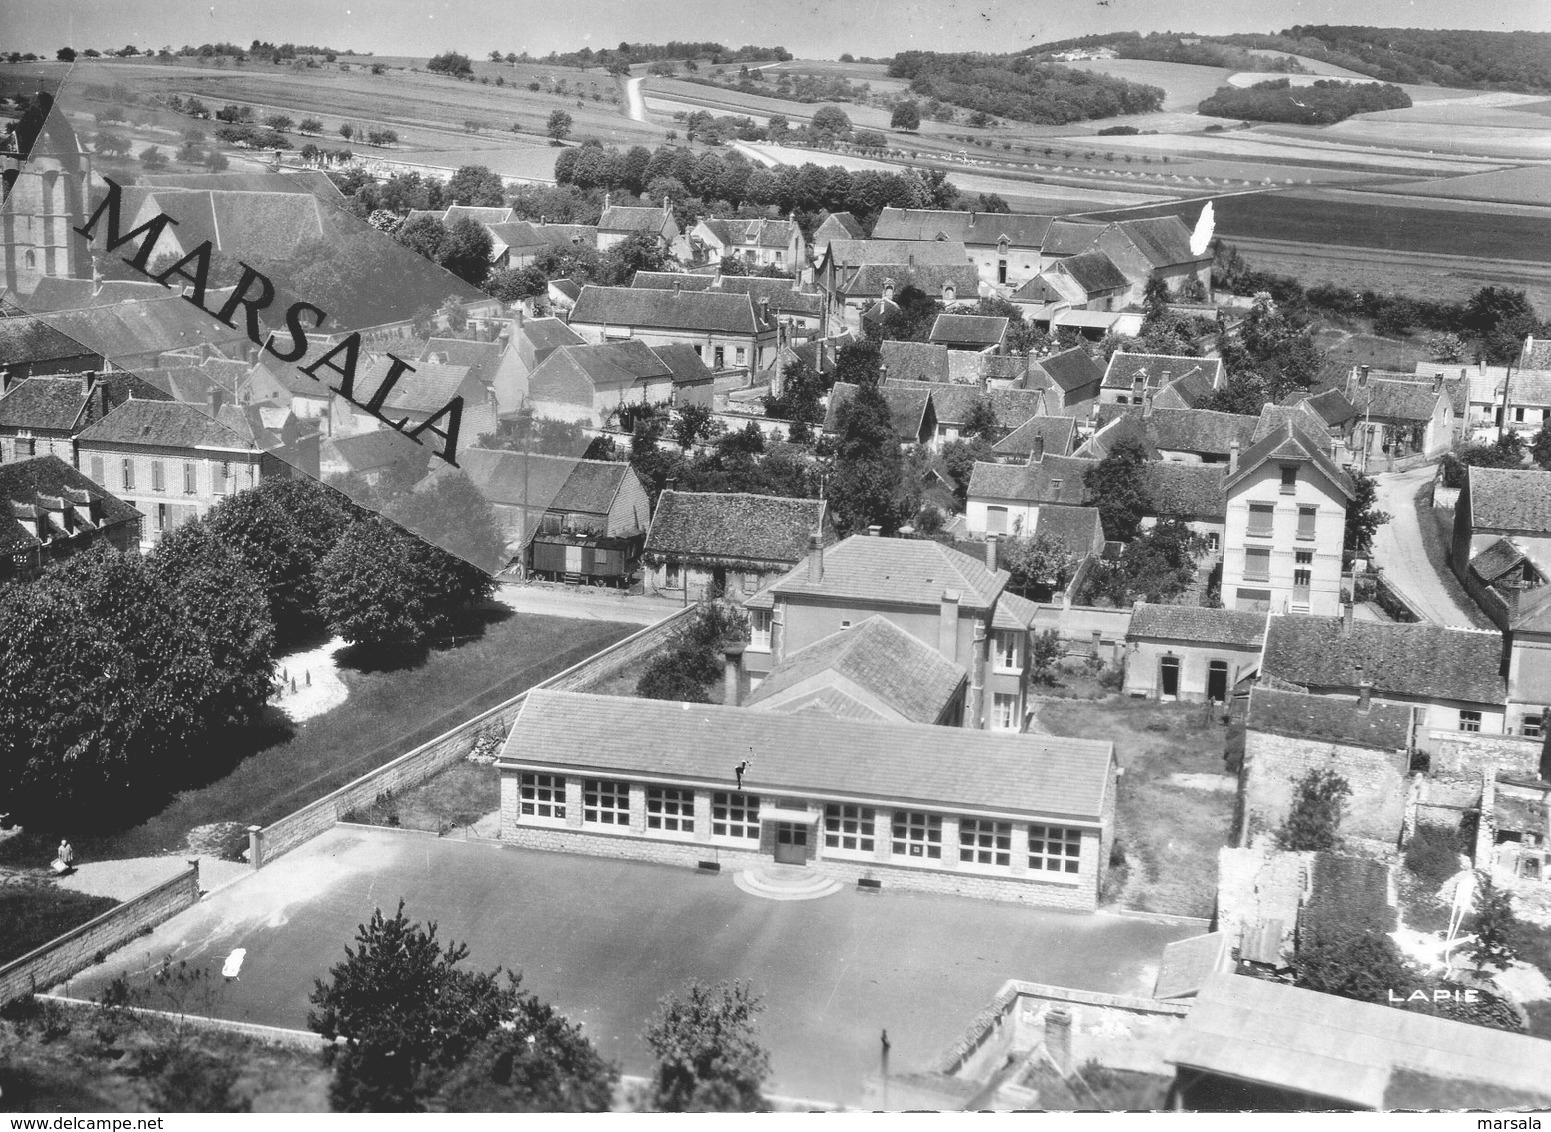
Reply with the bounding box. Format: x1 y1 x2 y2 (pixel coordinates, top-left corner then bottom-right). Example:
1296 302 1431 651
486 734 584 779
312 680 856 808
1198 78 1412 125
887 52 1165 125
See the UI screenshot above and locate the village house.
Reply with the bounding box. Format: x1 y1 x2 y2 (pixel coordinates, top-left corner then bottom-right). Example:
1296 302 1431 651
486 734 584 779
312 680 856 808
642 490 834 602
813 238 980 334
1023 347 1106 414
453 448 649 570
404 203 517 229
823 382 936 446
245 358 340 434
882 381 1044 451
1451 465 1551 583
568 285 779 376
1220 419 1353 616
488 315 587 413
1080 401 1258 465
1123 604 1266 704
546 277 582 316
1413 359 1550 439
74 395 296 549
742 613 969 726
483 220 555 271
1009 250 1132 325
0 372 117 463
1100 352 1224 407
991 415 1078 462
336 356 496 448
0 299 251 380
928 313 1009 354
880 340 950 384
497 688 1117 910
810 210 867 259
0 454 141 582
1240 685 1413 846
870 206 1053 291
688 215 804 272
517 339 711 427
1342 366 1454 469
1258 611 1508 750
1094 215 1213 306
319 428 429 489
632 274 824 334
743 533 1034 732
596 195 683 255
1167 971 1551 1111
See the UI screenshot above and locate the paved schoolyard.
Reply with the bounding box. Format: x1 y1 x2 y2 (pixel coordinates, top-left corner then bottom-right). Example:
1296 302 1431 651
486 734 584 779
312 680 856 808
63 826 1198 1105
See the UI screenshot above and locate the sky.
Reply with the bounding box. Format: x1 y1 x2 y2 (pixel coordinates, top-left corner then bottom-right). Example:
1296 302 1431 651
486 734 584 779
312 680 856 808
6 0 1550 61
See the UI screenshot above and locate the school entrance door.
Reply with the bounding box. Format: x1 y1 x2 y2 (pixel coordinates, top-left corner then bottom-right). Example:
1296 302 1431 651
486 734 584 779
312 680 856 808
774 823 808 865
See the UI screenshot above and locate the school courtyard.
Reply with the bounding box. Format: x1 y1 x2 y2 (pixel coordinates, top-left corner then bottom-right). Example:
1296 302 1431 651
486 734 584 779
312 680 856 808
63 826 1199 1105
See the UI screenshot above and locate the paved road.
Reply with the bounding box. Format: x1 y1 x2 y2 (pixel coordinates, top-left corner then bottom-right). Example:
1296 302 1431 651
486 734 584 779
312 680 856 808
495 582 685 626
624 76 647 123
1370 465 1486 628
66 827 1195 1107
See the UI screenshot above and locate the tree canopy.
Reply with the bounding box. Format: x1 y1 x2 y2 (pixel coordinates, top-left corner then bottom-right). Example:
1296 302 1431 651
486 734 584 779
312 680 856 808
642 981 770 1112
1082 437 1151 542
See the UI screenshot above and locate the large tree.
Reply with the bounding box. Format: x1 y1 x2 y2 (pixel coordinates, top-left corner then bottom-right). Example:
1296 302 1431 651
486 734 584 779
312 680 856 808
1343 471 1390 564
642 981 769 1112
596 230 670 287
830 381 911 535
445 164 507 207
309 902 615 1112
440 217 496 287
1082 437 1152 542
206 489 324 646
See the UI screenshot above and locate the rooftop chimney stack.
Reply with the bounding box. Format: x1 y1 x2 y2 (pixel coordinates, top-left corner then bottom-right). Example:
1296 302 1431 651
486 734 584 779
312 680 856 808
1433 371 1444 394
986 533 999 572
1032 434 1046 463
867 524 881 537
1142 388 1154 419
210 387 226 416
1358 679 1372 713
808 534 824 584
1228 438 1240 475
938 589 961 663
722 642 746 708
1131 374 1144 402
1045 1009 1073 1075
1359 365 1370 387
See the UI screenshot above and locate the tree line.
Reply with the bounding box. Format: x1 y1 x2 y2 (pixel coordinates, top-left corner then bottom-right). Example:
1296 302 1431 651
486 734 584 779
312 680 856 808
887 51 1165 125
1198 78 1410 126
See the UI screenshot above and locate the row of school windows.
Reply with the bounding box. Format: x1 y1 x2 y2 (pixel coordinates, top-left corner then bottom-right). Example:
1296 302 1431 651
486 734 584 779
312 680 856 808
86 454 248 496
517 774 1081 873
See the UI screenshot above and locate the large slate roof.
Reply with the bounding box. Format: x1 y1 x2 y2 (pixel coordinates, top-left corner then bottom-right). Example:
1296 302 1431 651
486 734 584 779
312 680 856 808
993 414 1077 459
456 449 637 521
75 398 260 451
1112 215 1203 268
1128 603 1266 647
645 490 829 569
502 689 1113 823
1247 686 1413 751
929 313 1008 348
1102 351 1223 392
1261 613 1506 705
0 376 92 431
571 286 769 335
881 340 951 383
1055 250 1131 295
772 533 1008 612
871 206 1054 248
823 382 932 440
1465 466 1551 534
744 615 967 725
0 455 141 554
1030 347 1104 395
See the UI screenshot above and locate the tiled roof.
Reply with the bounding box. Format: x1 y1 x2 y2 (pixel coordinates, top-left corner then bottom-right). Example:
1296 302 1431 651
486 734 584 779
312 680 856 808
1042 219 1107 256
1261 613 1506 705
356 358 474 417
0 376 91 431
1112 215 1204 268
630 272 717 291
530 340 671 399
744 615 966 724
1169 971 1551 1111
456 449 636 520
1055 250 1131 295
145 169 346 202
773 533 1008 612
841 262 981 299
548 278 582 302
1300 387 1360 428
1128 603 1265 647
24 277 169 311
323 428 427 475
1009 273 1083 306
75 398 260 451
1153 932 1230 1000
0 298 245 365
814 211 867 240
444 205 516 226
823 382 932 440
1469 537 1534 585
645 490 829 569
486 221 550 250
1102 352 1223 392
529 224 598 249
1465 466 1551 533
1345 374 1442 423
1088 405 1256 459
969 454 1094 506
825 238 971 269
1153 369 1216 410
1034 505 1105 557
718 277 822 316
649 343 715 386
419 338 505 387
1251 401 1334 444
571 286 769 335
1247 686 1413 751
991 588 1040 631
205 192 327 259
1229 420 1353 501
881 340 950 383
517 317 586 357
0 455 140 553
503 689 1113 822
1031 347 1104 395
929 313 1008 347
870 207 1054 248
599 204 673 234
1141 461 1227 520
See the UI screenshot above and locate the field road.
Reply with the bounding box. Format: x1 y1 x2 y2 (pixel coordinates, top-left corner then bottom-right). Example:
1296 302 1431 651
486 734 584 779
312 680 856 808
624 76 647 123
1369 465 1487 628
495 581 683 626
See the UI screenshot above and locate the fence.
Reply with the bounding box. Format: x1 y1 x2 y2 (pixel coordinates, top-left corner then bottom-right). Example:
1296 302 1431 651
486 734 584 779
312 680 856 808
248 605 697 869
0 864 200 1004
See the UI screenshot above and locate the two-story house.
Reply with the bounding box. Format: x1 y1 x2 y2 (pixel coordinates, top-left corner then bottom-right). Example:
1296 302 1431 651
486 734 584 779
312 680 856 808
1094 215 1213 305
569 285 778 376
519 339 710 427
597 196 682 255
0 372 115 463
742 533 1035 732
1023 347 1106 415
870 206 1053 292
643 490 835 602
74 395 295 549
689 215 804 272
1080 401 1257 465
813 239 979 334
882 381 1044 451
0 455 141 582
1452 465 1551 584
1343 366 1454 469
1221 420 1354 616
1100 352 1224 406
489 315 587 413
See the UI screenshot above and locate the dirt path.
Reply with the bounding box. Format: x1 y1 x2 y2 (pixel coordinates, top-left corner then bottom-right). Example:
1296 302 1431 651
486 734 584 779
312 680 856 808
624 76 646 123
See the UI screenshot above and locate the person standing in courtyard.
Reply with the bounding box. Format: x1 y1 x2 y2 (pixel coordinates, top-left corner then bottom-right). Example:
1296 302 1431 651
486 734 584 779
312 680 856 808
54 838 74 874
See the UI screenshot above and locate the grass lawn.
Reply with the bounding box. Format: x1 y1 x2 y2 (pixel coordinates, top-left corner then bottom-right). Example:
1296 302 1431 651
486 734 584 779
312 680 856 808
1036 697 1235 919
342 758 501 835
0 886 120 965
1314 326 1435 376
0 611 635 867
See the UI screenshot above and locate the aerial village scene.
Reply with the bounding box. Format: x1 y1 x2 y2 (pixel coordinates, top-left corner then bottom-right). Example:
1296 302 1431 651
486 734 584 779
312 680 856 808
1 0 1551 1116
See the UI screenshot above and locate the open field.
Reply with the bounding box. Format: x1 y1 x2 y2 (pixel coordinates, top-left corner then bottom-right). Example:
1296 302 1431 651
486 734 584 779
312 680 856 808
1378 165 1551 207
1262 116 1551 162
0 885 119 965
1035 697 1234 919
1055 59 1234 112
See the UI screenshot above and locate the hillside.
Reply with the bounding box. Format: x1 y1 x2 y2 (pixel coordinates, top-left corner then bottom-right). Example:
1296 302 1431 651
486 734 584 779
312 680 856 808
887 52 1164 125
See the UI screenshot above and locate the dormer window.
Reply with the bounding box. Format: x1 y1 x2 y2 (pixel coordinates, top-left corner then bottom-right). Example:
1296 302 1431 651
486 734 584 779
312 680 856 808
1280 465 1297 493
943 285 956 302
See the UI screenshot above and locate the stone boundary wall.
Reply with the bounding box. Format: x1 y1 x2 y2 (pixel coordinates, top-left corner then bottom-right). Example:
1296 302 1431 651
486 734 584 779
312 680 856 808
0 864 199 1003
1429 730 1541 780
249 606 698 869
500 825 1098 911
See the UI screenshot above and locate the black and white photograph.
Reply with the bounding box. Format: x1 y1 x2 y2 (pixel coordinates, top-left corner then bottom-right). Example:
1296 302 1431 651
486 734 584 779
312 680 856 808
1 0 1550 1116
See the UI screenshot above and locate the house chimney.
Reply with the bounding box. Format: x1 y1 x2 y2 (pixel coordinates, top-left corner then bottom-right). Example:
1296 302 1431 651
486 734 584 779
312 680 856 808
1359 365 1370 387
1045 1008 1072 1075
1358 679 1372 713
986 533 999 572
1142 388 1154 419
1228 438 1240 475
938 589 961 662
807 534 824 583
1161 368 1172 385
1131 374 1144 402
0 368 11 393
722 642 746 707
1032 434 1046 462
1433 371 1444 394
210 387 226 416
1342 601 1354 638
867 524 881 537
663 195 671 215
603 192 611 210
